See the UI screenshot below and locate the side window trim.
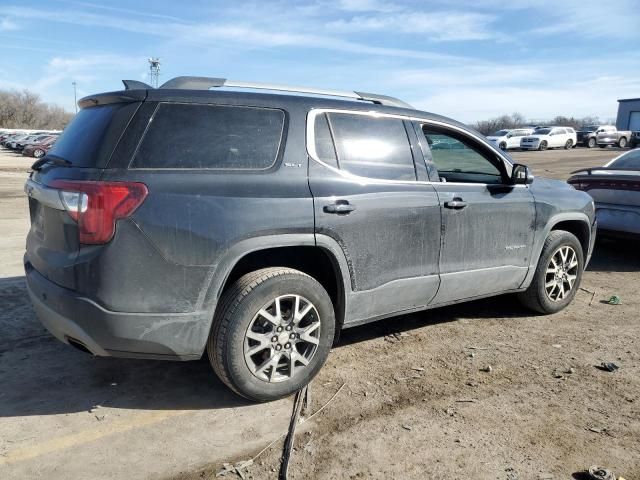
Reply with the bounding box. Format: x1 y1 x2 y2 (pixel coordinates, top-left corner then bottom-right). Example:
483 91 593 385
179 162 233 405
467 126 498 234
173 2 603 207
307 109 515 185
307 108 418 183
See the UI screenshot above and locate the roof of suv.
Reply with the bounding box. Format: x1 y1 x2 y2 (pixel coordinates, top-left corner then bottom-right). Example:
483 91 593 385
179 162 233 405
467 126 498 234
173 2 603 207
78 75 476 137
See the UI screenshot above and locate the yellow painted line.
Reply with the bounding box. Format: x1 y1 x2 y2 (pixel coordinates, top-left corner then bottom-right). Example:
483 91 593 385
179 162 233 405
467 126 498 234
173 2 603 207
0 409 192 466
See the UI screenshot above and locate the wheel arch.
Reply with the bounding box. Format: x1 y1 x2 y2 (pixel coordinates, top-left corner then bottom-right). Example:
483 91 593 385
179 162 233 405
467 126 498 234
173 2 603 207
198 234 351 352
522 213 592 289
550 219 591 260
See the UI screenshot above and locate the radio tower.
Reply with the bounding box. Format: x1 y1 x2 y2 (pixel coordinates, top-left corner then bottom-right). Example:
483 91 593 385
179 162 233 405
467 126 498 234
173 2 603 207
148 57 161 88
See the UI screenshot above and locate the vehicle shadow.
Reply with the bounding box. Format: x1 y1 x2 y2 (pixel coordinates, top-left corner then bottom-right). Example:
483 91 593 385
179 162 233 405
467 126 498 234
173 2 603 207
0 276 251 418
2 232 633 419
586 236 640 273
338 293 530 347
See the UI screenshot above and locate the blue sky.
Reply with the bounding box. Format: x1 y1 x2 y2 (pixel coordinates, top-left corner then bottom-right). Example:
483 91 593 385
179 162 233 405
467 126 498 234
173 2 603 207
0 0 638 122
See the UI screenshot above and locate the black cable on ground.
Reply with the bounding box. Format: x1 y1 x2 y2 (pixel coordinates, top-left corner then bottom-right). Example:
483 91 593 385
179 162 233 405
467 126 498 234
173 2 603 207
278 385 308 480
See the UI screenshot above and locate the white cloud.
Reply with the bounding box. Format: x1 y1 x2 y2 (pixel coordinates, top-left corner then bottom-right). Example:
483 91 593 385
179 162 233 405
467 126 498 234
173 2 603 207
326 11 497 41
35 54 144 91
333 0 401 12
0 17 19 31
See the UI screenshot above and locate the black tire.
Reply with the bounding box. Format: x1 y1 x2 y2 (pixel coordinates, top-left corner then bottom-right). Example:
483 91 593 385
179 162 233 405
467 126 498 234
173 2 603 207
539 141 548 151
499 142 507 151
518 231 584 314
207 267 335 402
587 137 596 148
564 139 573 149
618 137 627 148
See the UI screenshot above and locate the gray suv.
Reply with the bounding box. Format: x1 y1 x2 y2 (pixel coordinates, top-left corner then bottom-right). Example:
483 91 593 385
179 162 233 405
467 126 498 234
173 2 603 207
24 76 597 401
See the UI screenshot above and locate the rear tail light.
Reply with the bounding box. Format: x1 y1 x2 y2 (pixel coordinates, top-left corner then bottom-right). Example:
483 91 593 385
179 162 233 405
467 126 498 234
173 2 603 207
50 180 148 244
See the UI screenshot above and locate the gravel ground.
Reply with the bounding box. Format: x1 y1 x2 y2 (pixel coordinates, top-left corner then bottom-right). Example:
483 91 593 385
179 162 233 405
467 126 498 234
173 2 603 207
1 146 638 480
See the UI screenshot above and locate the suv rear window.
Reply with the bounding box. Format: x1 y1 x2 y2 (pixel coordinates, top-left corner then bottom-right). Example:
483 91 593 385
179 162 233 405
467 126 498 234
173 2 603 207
325 113 416 181
47 103 136 168
131 103 285 169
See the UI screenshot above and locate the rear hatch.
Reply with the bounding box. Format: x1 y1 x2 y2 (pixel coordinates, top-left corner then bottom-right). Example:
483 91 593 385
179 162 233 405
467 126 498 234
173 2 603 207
25 98 143 289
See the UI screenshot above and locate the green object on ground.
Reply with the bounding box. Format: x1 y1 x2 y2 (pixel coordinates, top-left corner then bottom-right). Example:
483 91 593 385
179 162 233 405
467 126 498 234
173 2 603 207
608 295 621 305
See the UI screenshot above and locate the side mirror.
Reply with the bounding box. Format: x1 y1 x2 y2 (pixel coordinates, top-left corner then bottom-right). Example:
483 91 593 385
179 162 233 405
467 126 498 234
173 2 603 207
512 163 534 185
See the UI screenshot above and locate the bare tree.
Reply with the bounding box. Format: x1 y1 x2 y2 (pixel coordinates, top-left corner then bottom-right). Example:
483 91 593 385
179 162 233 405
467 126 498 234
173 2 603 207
0 89 74 130
473 113 604 135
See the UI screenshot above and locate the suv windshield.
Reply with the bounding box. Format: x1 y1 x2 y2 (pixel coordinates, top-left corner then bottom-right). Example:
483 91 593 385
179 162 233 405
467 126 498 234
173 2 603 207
535 128 551 135
492 130 509 136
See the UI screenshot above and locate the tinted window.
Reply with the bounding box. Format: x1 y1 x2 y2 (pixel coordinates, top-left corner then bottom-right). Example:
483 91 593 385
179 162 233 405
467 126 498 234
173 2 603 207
422 127 502 184
610 150 640 169
313 113 338 168
132 103 285 169
327 113 415 181
47 104 122 167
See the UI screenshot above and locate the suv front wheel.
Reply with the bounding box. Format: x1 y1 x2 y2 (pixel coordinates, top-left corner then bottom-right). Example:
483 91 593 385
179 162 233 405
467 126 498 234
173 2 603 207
208 267 335 402
518 231 584 314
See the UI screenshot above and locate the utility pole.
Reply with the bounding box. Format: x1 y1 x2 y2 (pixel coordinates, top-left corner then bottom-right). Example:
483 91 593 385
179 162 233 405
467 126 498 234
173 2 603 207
72 81 77 114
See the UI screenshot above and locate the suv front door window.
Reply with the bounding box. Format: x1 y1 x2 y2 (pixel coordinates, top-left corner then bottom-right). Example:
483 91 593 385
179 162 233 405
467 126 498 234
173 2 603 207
422 129 504 184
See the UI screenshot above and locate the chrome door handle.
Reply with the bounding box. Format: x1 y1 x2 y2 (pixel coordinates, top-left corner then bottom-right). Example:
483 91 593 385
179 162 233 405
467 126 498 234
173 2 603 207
323 202 356 214
444 199 468 209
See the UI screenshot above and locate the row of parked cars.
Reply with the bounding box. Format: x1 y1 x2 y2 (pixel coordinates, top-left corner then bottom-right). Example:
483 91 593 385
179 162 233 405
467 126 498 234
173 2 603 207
0 130 60 158
486 125 638 151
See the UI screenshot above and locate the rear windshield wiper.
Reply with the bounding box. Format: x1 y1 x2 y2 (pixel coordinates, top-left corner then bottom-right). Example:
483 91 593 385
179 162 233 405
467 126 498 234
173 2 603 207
31 156 72 171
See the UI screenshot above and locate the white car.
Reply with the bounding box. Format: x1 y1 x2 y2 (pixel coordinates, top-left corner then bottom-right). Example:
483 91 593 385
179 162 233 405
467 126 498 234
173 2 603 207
520 127 577 151
486 128 535 150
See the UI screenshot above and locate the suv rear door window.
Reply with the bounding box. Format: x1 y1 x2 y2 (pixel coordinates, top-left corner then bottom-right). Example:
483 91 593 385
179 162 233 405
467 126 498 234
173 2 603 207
132 103 285 169
313 112 338 168
326 112 416 181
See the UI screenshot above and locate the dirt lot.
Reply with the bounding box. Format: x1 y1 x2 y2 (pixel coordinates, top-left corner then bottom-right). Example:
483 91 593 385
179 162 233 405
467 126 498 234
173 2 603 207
0 147 638 480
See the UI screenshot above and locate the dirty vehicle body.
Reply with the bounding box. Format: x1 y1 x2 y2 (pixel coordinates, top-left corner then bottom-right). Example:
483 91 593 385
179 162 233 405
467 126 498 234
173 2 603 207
24 77 596 401
568 149 640 236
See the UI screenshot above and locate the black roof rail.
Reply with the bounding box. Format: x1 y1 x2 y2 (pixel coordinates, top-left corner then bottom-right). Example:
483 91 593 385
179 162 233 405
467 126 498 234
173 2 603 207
134 75 413 109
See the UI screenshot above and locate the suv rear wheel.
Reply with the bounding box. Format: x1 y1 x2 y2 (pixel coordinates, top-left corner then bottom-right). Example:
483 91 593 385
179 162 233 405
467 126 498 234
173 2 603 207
564 139 573 149
518 230 584 314
208 267 335 402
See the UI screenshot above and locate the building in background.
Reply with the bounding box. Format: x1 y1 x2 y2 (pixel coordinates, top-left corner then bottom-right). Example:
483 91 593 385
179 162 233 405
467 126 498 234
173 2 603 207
616 98 640 131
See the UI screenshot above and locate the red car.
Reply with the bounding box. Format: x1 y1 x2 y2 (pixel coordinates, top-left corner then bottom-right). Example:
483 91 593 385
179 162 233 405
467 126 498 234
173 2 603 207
22 136 57 158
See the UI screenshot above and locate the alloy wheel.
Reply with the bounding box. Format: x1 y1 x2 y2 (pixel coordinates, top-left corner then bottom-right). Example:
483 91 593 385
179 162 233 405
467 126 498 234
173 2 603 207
244 294 321 383
545 246 579 302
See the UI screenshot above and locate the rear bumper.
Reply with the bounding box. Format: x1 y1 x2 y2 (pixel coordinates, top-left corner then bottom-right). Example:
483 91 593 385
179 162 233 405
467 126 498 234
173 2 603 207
595 203 640 235
25 262 208 360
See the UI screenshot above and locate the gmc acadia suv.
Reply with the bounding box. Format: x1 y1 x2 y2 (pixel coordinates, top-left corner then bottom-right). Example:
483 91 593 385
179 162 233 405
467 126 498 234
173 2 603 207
24 76 597 401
